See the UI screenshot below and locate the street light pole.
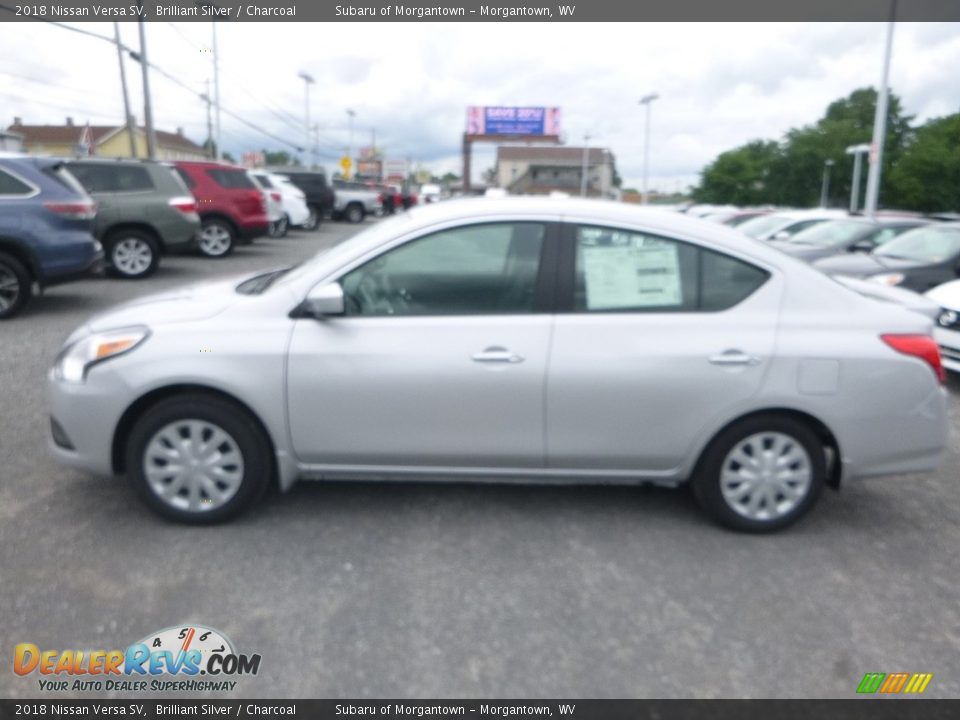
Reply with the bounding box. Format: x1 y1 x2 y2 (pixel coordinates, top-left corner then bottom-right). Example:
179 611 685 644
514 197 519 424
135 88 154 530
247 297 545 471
820 159 835 208
845 143 870 213
298 72 314 168
580 133 591 197
864 0 898 218
346 109 356 179
639 93 659 205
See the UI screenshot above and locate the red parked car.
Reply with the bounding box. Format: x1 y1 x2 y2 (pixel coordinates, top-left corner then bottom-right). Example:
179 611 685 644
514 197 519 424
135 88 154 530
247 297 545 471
172 161 269 258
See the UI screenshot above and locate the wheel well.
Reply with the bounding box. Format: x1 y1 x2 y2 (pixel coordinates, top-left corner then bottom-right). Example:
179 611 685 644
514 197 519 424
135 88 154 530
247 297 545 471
112 385 278 482
0 237 38 281
103 223 163 250
697 408 842 489
199 213 239 237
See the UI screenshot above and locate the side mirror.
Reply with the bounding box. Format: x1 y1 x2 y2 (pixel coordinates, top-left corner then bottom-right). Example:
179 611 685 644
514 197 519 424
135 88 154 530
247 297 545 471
299 283 344 318
771 230 791 241
849 239 874 253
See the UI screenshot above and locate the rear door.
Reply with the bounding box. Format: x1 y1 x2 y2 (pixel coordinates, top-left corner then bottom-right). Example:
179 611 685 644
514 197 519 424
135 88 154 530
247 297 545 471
545 222 782 478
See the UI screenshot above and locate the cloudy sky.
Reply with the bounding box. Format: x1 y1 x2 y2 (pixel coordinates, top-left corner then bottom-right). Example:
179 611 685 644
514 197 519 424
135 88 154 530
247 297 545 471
2 21 959 189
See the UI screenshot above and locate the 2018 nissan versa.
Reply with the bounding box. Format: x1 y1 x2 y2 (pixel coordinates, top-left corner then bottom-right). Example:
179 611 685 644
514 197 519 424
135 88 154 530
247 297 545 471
48 198 949 532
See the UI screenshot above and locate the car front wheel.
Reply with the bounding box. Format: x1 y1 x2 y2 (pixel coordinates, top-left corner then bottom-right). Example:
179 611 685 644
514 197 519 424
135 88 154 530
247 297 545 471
692 415 825 533
197 218 235 258
126 394 272 523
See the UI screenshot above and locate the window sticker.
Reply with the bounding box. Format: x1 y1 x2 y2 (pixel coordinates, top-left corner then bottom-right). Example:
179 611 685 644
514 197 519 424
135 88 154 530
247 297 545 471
582 244 682 309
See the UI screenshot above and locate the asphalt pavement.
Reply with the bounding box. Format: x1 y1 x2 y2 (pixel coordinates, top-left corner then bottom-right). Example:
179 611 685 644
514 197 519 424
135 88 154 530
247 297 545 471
1 219 958 699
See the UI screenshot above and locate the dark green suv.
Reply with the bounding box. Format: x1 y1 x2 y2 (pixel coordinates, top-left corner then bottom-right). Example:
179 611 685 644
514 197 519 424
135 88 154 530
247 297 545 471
65 159 201 279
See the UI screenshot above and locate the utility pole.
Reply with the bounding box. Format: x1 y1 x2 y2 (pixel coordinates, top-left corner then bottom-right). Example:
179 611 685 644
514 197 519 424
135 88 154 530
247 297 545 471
820 159 835 208
864 0 897 218
639 93 659 205
212 22 222 161
347 109 356 180
135 9 157 160
580 133 591 197
201 80 214 160
845 144 870 212
113 22 137 158
298 72 314 168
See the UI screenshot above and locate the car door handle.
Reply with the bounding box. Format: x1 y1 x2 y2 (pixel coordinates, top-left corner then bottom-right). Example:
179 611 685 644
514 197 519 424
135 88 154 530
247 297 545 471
709 351 762 366
472 347 525 364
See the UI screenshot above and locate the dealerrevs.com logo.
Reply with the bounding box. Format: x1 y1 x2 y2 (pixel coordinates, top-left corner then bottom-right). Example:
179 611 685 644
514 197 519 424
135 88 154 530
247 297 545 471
14 625 261 692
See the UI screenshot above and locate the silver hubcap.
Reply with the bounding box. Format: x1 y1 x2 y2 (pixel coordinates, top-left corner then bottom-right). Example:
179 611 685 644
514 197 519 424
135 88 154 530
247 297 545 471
0 264 20 311
199 225 231 256
143 420 245 513
112 238 153 275
720 432 812 522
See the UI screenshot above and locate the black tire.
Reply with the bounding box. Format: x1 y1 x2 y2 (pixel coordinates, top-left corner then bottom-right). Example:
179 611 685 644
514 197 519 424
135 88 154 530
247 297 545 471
302 205 322 231
270 215 289 238
125 394 273 524
0 251 31 320
691 414 825 533
104 229 160 279
345 203 365 224
197 217 235 258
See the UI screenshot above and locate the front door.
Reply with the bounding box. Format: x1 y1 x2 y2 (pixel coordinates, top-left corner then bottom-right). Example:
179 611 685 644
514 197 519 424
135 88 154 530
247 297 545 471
287 220 557 469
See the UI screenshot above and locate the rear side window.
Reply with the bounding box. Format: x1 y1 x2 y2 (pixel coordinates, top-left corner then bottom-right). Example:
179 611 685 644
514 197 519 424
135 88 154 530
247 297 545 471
0 167 34 196
207 168 256 189
252 174 273 189
68 164 153 193
173 167 195 189
572 225 769 313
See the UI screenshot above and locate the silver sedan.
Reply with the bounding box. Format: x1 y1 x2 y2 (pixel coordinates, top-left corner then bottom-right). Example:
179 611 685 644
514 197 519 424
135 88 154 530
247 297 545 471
48 198 949 531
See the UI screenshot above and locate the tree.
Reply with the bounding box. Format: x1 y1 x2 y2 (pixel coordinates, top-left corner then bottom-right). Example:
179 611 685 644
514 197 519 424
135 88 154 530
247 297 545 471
694 140 781 204
888 113 960 212
262 149 300 167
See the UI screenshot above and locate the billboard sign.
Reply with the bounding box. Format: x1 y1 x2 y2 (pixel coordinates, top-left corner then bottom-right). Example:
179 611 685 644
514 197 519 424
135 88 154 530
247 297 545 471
466 106 561 136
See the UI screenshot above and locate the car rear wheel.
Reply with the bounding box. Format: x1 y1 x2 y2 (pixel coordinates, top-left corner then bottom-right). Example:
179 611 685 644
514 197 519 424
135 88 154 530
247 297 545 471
302 205 321 231
125 394 272 524
198 218 235 258
0 251 31 320
105 230 159 279
345 203 365 224
269 214 289 238
692 415 825 533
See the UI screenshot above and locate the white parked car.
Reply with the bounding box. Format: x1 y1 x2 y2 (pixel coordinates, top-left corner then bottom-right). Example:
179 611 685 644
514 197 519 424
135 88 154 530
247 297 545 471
926 279 960 373
420 183 443 204
738 209 850 241
250 171 311 236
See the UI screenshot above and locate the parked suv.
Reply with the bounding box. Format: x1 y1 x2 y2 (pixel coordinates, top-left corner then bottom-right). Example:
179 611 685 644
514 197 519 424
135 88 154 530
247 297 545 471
172 161 269 257
331 179 383 223
271 169 334 231
0 154 102 319
65 159 200 279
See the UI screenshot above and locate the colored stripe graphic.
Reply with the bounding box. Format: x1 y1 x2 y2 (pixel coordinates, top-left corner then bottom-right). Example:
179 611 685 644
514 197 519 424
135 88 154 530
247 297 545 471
857 673 885 694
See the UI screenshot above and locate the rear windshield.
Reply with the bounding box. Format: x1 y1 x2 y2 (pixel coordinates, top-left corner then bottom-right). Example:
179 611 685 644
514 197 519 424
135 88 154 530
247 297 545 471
42 164 89 197
874 226 960 263
207 168 256 189
737 214 792 238
787 220 868 247
173 167 196 189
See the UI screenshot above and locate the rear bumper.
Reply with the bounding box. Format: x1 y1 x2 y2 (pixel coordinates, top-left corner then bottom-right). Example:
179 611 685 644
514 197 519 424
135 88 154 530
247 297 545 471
933 326 960 373
42 243 104 288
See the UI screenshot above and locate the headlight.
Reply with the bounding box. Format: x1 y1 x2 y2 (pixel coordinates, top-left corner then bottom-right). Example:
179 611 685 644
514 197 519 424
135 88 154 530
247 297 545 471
869 272 905 286
54 327 150 383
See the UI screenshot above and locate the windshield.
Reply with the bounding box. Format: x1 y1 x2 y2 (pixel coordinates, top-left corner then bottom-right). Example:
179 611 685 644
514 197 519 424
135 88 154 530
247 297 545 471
787 220 868 247
274 211 416 289
874 226 960 263
737 214 792 238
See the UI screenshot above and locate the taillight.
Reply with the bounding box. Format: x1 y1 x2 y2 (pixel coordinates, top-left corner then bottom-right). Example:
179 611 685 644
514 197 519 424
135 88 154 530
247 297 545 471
270 192 282 202
168 196 197 214
881 334 945 384
44 201 97 220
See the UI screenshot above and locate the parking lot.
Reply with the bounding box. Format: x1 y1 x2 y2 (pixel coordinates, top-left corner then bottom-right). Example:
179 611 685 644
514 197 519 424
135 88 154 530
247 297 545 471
2 219 959 699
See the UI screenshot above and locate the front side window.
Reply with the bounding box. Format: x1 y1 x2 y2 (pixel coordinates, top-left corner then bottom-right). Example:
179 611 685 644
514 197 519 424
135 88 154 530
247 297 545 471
573 225 769 313
874 226 960 263
340 222 546 316
207 168 256 189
